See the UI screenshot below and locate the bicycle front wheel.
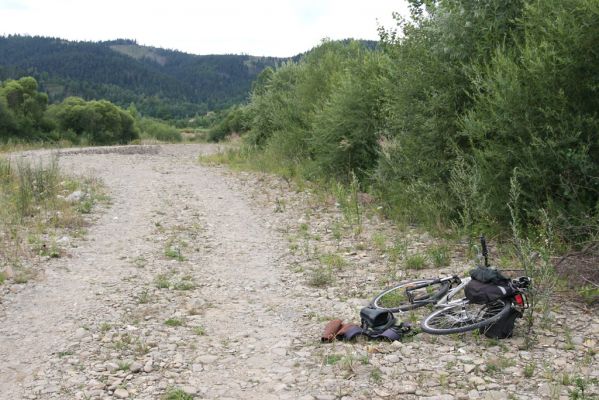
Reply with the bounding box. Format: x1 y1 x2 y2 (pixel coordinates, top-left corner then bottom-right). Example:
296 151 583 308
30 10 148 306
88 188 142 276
421 300 511 335
371 279 450 312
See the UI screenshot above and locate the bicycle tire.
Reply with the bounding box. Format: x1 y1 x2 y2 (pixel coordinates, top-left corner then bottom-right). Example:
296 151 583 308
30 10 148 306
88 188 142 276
420 300 511 335
371 279 451 312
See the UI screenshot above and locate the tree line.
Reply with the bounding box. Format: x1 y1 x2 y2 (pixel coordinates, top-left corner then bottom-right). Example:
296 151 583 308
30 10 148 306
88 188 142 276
0 36 282 119
0 76 181 144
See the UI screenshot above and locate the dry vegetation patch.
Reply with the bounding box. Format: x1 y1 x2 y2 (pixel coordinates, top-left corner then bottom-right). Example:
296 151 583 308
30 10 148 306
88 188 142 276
0 154 105 288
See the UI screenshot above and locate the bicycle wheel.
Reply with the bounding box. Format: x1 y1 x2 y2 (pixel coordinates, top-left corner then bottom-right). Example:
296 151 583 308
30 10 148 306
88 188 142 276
371 279 450 312
421 300 511 335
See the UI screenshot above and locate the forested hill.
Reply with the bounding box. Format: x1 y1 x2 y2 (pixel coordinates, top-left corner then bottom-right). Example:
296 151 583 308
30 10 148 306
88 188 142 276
0 36 283 119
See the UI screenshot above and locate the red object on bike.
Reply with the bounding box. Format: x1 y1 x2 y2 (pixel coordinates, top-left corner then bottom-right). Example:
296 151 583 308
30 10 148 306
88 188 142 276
514 294 524 306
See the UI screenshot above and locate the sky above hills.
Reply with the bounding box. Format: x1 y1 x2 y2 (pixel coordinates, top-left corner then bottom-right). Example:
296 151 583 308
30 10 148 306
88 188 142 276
0 0 408 57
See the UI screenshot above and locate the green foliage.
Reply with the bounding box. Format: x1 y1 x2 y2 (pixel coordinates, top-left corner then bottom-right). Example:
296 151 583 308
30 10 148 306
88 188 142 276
0 35 282 119
0 77 49 139
47 97 139 144
461 0 599 238
163 388 193 400
208 105 250 142
310 49 390 180
238 0 598 245
138 117 182 142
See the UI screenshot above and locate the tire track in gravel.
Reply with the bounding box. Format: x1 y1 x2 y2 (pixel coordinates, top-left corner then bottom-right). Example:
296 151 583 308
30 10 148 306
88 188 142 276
0 144 306 399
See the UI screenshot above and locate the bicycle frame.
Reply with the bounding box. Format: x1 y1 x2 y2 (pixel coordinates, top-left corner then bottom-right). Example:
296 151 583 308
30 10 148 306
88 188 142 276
435 276 471 308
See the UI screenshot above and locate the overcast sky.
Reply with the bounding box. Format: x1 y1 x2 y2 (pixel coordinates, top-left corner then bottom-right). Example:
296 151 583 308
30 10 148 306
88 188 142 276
0 0 408 57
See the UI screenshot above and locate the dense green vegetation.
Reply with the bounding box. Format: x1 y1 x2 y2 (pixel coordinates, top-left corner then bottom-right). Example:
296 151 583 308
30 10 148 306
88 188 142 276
0 36 282 119
215 0 599 244
1 76 142 144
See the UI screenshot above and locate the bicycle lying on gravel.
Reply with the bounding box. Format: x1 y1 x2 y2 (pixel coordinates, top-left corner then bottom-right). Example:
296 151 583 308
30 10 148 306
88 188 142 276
370 236 531 335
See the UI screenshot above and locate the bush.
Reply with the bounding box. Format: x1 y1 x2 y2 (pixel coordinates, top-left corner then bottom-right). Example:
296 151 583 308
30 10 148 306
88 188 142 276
139 118 182 142
47 97 139 145
460 0 599 238
208 106 250 142
0 77 48 140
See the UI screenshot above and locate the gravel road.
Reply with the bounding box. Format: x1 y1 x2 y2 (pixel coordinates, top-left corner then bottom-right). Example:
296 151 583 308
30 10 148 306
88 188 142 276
0 144 597 400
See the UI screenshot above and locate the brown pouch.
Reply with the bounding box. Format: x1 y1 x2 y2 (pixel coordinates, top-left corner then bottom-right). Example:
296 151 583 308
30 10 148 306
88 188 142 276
321 319 343 342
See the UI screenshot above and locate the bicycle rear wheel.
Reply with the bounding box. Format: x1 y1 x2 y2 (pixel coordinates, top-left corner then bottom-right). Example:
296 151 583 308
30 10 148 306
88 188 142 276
421 300 511 335
371 279 450 312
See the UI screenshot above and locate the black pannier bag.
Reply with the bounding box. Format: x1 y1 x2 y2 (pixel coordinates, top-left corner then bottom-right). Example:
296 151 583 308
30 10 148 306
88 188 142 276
480 307 522 339
465 279 515 304
360 307 396 333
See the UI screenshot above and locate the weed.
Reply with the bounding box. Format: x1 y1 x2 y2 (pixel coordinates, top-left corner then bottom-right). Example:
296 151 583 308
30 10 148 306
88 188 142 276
57 351 74 358
100 323 111 333
163 388 193 400
388 239 407 262
370 367 382 383
577 285 599 305
113 334 133 350
569 377 598 400
174 280 195 291
309 267 334 287
331 221 343 242
372 233 387 253
338 354 358 375
165 244 185 261
134 340 150 355
324 354 343 365
0 271 5 285
155 274 171 289
319 253 347 269
164 318 183 327
564 329 575 351
117 361 130 372
405 254 427 270
137 289 151 304
523 363 535 378
193 326 206 336
428 244 450 267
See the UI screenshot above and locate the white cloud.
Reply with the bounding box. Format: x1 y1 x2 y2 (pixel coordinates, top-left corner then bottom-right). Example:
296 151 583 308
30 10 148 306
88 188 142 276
0 0 408 56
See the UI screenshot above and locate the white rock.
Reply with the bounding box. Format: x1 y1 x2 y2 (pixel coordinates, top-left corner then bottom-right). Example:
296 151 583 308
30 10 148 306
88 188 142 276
113 388 129 398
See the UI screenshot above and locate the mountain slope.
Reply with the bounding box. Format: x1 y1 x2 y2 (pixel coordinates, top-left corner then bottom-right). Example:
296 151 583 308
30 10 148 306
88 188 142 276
0 36 283 119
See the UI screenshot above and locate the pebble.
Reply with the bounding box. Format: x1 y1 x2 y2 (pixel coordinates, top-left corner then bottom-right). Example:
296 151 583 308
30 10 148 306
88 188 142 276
113 388 129 398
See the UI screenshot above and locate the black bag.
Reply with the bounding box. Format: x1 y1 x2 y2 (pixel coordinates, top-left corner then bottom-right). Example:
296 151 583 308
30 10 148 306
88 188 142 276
469 266 509 284
359 307 396 333
481 308 522 339
465 279 515 304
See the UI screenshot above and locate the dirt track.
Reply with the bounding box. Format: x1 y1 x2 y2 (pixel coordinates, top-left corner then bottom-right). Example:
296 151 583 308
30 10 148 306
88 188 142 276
0 144 597 400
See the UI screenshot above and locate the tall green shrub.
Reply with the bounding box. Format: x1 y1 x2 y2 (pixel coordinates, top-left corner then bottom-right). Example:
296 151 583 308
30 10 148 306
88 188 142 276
461 0 599 237
48 97 139 144
310 50 391 180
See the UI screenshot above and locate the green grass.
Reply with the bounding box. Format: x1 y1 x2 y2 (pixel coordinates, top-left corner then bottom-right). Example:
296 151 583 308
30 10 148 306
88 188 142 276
308 267 334 287
155 274 171 289
0 272 5 285
164 318 183 327
319 253 347 269
0 156 104 283
427 245 450 267
193 326 206 336
165 245 185 261
117 361 131 372
405 254 427 270
174 280 195 291
163 388 193 400
324 354 343 365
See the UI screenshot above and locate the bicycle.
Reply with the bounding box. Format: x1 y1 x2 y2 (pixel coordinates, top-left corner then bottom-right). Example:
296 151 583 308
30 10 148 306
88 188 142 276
370 236 531 335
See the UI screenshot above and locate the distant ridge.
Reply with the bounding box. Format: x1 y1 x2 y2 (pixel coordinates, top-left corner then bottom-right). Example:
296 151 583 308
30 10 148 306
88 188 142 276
0 35 285 119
